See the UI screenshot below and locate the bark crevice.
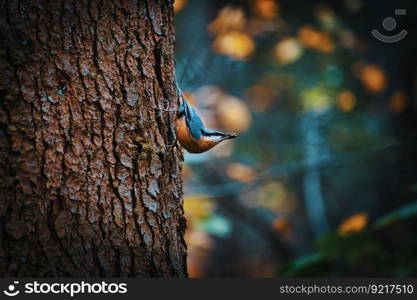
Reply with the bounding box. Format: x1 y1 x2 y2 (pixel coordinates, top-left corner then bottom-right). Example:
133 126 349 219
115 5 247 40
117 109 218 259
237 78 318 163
0 0 186 277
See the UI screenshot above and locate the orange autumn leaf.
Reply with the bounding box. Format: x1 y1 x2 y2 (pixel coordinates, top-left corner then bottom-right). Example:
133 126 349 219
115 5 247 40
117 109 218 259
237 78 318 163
338 90 356 112
173 0 187 13
185 230 213 252
226 163 257 183
298 26 334 52
338 213 368 235
182 164 193 181
187 257 205 278
246 84 278 112
252 0 280 19
272 218 293 235
208 6 246 35
390 91 407 114
359 65 387 94
185 230 213 278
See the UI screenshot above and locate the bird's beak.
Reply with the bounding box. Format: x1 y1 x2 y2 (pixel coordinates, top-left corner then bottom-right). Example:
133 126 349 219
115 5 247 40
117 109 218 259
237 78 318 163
226 133 238 140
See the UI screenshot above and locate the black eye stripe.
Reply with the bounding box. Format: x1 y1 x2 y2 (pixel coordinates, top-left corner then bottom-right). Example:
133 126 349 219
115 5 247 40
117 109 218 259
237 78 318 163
203 131 227 137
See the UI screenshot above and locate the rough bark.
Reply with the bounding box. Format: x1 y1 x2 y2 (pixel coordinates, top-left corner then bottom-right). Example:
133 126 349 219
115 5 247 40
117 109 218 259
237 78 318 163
0 0 187 277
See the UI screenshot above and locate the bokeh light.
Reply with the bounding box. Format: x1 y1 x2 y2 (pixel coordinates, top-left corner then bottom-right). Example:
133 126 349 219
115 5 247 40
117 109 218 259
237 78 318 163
175 0 417 278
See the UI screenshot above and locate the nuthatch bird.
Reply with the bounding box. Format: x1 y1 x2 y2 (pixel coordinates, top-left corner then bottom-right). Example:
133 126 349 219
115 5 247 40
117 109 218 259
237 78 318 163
175 90 237 153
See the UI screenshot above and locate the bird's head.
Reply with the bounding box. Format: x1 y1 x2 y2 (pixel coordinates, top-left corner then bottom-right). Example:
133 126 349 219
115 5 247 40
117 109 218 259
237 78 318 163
203 131 237 143
198 130 237 152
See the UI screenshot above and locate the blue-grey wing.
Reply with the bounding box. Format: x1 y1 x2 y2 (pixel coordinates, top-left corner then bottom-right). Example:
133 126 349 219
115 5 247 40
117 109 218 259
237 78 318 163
183 100 204 140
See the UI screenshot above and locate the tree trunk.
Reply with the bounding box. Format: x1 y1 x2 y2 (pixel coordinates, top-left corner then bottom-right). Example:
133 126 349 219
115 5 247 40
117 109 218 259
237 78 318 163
0 0 187 277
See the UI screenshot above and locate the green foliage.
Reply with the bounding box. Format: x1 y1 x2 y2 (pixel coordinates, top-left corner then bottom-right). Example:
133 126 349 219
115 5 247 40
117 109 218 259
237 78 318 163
373 201 417 230
279 201 417 277
279 253 334 277
317 232 381 266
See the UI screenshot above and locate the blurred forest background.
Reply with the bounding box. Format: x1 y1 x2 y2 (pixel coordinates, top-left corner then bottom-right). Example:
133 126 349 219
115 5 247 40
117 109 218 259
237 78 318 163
173 0 417 277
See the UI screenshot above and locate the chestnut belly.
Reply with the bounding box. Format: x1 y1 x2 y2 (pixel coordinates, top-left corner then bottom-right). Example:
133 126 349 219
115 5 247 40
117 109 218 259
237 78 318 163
175 118 217 153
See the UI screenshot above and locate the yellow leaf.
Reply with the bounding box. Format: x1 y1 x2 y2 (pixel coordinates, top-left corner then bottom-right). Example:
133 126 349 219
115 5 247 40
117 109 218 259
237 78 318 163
338 213 368 235
184 196 214 222
257 182 297 213
301 87 332 111
213 31 255 60
316 5 337 30
275 38 303 65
